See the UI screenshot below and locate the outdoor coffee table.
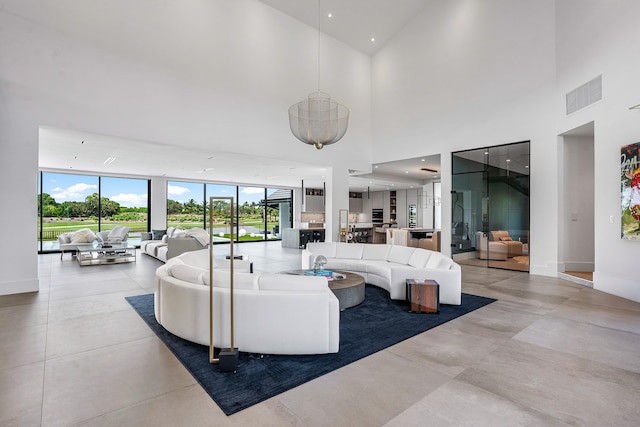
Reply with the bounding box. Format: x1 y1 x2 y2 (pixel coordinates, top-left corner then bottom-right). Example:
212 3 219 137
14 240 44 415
75 243 136 266
284 270 365 310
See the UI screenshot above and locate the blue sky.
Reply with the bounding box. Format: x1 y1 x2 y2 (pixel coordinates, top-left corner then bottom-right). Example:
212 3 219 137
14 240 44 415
42 173 277 207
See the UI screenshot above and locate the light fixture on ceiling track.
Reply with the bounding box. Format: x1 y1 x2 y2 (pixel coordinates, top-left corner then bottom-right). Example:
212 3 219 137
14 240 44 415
288 0 349 150
630 104 640 110
420 168 438 173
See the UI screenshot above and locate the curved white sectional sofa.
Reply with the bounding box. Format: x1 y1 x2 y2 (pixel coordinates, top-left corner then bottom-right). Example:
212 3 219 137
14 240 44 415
155 249 340 355
302 242 462 305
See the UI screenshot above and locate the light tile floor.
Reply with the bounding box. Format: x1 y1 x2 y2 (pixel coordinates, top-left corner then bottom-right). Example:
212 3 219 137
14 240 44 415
2 242 639 426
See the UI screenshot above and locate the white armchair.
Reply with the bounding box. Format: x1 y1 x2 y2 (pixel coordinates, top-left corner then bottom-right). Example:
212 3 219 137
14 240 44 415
96 226 130 245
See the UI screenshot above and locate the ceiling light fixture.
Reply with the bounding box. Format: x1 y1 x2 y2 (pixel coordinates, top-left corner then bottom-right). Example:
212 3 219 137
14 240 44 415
288 0 349 150
103 157 116 165
420 167 437 173
630 104 640 110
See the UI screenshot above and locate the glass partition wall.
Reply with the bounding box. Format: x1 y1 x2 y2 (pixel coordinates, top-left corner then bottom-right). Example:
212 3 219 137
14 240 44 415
452 142 530 272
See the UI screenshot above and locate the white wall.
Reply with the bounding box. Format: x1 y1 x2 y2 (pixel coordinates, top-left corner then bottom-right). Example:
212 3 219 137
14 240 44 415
556 0 640 301
0 0 371 295
372 0 557 271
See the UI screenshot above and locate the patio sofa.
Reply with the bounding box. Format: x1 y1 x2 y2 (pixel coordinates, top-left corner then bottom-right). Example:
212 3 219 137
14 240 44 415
58 226 129 259
302 242 461 305
155 249 340 355
141 227 208 262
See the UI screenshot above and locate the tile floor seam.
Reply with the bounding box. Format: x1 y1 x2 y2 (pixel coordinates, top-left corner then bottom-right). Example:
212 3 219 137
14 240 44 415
542 310 640 337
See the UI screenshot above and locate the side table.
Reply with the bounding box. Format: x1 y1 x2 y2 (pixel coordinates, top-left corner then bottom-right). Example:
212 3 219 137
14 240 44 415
406 279 440 313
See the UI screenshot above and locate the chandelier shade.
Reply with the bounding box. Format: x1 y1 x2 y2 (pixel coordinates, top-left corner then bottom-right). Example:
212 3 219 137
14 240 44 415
289 92 349 150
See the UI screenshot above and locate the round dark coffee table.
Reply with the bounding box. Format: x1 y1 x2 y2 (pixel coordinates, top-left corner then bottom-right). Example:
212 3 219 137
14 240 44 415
284 270 365 310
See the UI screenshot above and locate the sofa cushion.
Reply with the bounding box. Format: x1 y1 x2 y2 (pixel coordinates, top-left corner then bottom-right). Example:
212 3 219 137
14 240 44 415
167 263 206 285
257 273 328 291
178 249 209 269
425 252 448 269
172 229 187 238
408 249 432 268
362 244 390 261
490 230 510 241
203 271 258 290
166 227 176 238
307 242 337 259
387 246 416 265
364 261 393 280
70 228 96 243
325 259 366 272
335 243 364 260
436 256 454 270
59 233 72 244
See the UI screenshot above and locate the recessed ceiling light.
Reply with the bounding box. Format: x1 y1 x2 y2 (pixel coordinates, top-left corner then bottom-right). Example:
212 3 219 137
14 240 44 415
374 165 378 168
506 159 511 162
327 12 332 18
370 37 375 42
421 158 425 162
405 171 409 174
525 165 529 168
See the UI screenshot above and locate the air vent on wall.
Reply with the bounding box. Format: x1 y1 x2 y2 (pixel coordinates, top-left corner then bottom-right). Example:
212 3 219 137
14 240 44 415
566 75 602 115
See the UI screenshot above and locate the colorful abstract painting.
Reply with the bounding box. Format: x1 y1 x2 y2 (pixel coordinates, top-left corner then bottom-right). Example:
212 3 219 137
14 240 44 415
621 142 640 240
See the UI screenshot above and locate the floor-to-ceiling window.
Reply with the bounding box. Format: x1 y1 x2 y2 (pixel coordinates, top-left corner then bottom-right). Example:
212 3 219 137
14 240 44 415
452 141 530 272
167 180 292 244
167 180 205 230
38 172 149 251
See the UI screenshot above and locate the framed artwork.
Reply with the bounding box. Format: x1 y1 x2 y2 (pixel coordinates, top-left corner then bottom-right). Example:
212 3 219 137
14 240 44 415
621 142 640 240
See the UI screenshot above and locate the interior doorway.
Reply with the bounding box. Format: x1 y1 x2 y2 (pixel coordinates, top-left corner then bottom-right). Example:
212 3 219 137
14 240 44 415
558 122 595 285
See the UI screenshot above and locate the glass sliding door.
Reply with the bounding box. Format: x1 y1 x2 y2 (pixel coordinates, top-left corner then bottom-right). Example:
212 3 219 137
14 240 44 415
452 141 530 272
238 186 269 241
266 188 292 240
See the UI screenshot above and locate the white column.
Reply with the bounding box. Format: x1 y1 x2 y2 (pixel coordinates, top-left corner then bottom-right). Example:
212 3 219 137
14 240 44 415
150 176 168 230
325 167 350 242
0 119 39 295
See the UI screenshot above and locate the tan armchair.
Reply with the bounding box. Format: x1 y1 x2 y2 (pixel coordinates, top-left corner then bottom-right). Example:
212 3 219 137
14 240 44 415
477 231 523 260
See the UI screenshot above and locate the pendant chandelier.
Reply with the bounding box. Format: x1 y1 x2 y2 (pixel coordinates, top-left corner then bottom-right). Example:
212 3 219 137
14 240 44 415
288 1 349 150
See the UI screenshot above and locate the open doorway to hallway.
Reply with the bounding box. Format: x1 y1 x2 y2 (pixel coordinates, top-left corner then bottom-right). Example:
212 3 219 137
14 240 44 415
558 122 595 285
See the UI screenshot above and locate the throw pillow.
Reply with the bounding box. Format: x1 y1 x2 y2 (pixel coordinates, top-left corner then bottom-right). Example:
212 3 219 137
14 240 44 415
107 226 129 243
151 229 166 240
70 228 97 243
499 236 513 241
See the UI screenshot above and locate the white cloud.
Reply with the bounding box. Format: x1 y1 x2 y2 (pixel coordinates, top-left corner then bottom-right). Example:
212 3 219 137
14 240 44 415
242 187 265 195
168 185 190 196
110 193 148 207
51 183 97 201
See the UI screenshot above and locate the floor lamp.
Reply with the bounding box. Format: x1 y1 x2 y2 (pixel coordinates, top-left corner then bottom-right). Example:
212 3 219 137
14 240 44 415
209 196 238 372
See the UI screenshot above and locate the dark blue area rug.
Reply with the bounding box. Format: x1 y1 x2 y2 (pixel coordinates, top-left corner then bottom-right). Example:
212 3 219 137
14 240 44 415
126 286 495 415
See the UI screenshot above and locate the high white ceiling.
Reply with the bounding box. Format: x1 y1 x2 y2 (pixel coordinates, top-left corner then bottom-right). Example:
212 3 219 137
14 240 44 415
258 0 432 55
37 0 440 192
